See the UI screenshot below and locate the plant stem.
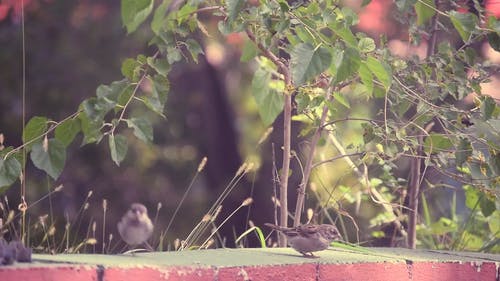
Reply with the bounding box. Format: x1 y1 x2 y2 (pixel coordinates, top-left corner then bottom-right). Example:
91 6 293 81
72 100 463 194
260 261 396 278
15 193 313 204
407 142 422 249
279 93 291 246
407 121 434 248
408 0 439 248
245 28 292 246
293 86 332 227
3 110 82 160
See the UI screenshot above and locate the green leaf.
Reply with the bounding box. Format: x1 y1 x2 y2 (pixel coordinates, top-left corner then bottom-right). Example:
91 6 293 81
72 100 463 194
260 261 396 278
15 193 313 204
488 211 500 237
460 231 483 251
338 7 359 26
147 57 171 76
109 134 128 166
151 0 169 35
240 40 258 62
331 47 360 83
144 75 169 117
117 87 133 109
361 0 372 7
81 98 111 122
226 0 245 22
291 43 332 86
358 37 376 53
126 117 153 143
295 25 316 44
30 138 66 180
449 10 478 43
330 24 358 48
121 58 139 80
79 112 103 145
176 4 197 24
424 133 453 154
235 226 266 248
186 39 204 63
464 185 479 210
97 80 129 104
333 92 350 109
455 137 471 167
251 60 284 126
429 217 457 235
22 116 48 150
55 118 81 147
166 46 182 64
358 63 373 96
480 194 496 217
82 81 129 123
121 0 154 34
421 193 431 225
0 155 22 188
415 0 435 26
365 56 392 92
481 95 496 121
487 32 500 52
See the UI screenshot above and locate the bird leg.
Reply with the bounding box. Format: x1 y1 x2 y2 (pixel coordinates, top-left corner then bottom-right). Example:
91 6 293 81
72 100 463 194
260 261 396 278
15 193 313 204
301 252 319 258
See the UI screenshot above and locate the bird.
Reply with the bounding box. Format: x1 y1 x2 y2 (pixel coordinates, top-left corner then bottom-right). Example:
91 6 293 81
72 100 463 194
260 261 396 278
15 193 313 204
117 203 154 250
264 223 342 257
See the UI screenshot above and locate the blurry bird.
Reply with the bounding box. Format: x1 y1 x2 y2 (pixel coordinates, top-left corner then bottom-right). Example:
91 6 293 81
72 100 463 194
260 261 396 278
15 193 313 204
264 223 342 257
117 203 154 251
9 241 32 263
0 239 15 265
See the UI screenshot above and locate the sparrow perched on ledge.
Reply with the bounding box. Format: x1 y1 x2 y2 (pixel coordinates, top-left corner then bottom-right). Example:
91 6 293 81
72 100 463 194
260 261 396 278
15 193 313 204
117 203 154 249
264 223 342 257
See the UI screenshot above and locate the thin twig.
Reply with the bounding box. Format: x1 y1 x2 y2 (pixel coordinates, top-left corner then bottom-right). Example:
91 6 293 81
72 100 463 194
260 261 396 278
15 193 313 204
311 152 365 169
328 134 409 240
3 110 82 160
110 51 159 136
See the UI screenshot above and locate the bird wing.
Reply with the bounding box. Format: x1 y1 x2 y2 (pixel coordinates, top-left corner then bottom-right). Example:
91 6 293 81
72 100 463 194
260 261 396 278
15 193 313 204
297 224 321 238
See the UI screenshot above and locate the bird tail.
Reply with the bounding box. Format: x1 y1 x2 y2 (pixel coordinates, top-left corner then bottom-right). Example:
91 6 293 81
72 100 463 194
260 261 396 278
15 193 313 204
264 223 286 231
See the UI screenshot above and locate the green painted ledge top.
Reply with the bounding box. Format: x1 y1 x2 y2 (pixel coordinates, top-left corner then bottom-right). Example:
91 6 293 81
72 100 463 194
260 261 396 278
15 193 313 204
27 247 500 268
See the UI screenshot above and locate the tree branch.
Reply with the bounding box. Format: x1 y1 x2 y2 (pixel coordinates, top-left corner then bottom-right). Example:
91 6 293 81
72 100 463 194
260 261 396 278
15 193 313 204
245 28 291 246
408 0 439 249
407 121 434 248
293 85 332 227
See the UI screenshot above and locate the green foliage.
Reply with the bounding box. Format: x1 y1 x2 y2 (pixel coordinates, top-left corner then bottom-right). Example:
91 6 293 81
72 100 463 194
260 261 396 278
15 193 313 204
291 43 332 85
235 226 266 248
251 58 285 126
418 186 499 252
126 117 154 143
1 0 177 188
365 56 392 92
2 0 500 254
22 116 48 150
31 138 66 180
121 0 154 34
55 119 81 147
0 152 22 188
449 11 478 43
108 134 128 166
415 0 435 26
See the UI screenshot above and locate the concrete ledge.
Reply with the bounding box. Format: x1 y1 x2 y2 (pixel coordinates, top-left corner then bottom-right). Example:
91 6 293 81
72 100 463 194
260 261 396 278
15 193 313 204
1 248 499 281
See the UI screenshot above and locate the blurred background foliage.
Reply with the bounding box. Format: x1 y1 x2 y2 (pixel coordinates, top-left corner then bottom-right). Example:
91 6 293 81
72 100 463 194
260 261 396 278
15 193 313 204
0 0 499 253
